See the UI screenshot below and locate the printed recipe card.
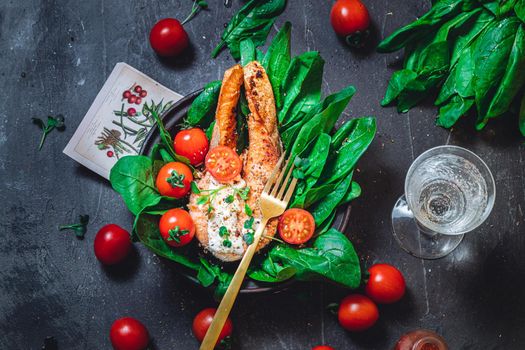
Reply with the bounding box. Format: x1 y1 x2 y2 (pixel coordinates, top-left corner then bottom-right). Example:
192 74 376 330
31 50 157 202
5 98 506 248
64 62 183 179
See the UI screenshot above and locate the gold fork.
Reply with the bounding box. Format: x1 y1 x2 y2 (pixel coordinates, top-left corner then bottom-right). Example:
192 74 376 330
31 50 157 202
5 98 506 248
200 155 297 350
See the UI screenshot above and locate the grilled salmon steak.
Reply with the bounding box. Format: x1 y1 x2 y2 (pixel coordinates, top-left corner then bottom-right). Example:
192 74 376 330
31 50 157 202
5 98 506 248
188 62 282 262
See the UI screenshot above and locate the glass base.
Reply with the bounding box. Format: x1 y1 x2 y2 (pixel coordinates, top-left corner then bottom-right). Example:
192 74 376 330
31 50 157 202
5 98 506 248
392 195 464 259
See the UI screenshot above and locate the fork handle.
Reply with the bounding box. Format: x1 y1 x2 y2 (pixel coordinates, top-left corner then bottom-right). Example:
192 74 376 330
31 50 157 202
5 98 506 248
199 217 269 350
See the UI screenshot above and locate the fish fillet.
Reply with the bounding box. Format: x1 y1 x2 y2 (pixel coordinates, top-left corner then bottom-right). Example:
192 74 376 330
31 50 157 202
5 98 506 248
189 62 281 262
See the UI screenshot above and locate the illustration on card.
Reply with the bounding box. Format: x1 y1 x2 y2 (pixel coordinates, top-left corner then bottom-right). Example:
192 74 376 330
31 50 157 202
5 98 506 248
95 83 174 159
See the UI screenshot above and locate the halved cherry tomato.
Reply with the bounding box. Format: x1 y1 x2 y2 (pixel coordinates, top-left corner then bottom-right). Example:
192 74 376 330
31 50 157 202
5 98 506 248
338 294 379 332
192 308 233 346
205 146 242 182
312 346 335 350
278 208 315 244
365 263 406 304
110 317 149 350
174 128 209 166
159 208 195 247
156 162 193 198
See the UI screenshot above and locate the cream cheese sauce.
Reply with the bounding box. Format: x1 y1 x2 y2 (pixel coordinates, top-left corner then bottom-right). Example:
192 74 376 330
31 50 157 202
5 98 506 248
206 177 246 256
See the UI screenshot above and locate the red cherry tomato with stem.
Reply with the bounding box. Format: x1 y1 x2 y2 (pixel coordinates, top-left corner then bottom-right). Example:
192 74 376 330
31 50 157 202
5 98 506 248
149 18 189 57
128 95 137 104
155 162 193 198
365 263 406 304
192 308 233 346
94 224 131 265
110 317 149 350
159 208 195 247
134 85 142 93
205 146 242 182
139 90 147 98
123 90 131 99
278 208 316 245
174 128 209 166
330 0 370 47
338 294 379 332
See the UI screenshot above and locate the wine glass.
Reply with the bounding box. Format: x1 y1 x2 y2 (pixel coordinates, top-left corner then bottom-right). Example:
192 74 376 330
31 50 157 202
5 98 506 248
392 145 495 259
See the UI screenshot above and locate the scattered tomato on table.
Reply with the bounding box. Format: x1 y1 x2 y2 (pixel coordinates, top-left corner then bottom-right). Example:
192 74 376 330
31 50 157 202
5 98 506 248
278 208 316 245
110 317 149 350
365 263 406 304
149 1 207 57
94 224 131 265
156 161 193 198
205 146 243 182
159 208 195 247
193 308 233 347
338 294 379 332
330 0 370 47
150 18 189 57
174 128 209 166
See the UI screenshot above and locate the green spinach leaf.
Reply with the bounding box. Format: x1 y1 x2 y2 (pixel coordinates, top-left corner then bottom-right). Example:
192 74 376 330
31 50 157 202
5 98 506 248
212 0 286 59
262 21 292 109
110 155 161 215
278 51 324 127
186 80 221 127
268 229 361 289
240 39 256 66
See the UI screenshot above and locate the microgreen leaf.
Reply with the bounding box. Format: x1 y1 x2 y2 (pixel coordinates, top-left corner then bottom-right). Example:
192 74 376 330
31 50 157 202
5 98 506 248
236 186 250 200
182 0 208 25
225 195 235 204
191 181 201 194
196 196 209 205
33 114 66 150
58 214 89 239
222 239 232 248
244 203 253 216
244 216 254 229
243 232 254 245
219 226 229 237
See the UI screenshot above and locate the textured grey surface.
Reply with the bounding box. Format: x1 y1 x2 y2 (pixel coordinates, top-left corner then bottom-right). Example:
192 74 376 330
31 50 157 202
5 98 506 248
1 0 524 349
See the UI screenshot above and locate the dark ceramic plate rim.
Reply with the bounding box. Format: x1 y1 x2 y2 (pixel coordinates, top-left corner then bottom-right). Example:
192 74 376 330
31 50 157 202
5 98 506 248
139 89 352 294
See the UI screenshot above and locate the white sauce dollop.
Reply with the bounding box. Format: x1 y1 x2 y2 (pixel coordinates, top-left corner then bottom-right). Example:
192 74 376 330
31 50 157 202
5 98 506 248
206 177 246 256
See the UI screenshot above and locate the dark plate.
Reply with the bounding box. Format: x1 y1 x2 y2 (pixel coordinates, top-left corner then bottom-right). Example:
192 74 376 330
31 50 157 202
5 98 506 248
139 90 352 294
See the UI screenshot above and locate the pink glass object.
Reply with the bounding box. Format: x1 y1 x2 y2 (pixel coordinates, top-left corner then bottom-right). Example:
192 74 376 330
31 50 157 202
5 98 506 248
394 329 448 350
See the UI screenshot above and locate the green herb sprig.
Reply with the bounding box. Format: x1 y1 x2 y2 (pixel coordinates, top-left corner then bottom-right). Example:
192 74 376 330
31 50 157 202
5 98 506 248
59 215 89 239
32 115 65 150
182 0 208 25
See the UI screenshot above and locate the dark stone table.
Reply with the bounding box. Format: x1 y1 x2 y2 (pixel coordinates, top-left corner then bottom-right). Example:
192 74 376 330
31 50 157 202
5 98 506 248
1 1 524 349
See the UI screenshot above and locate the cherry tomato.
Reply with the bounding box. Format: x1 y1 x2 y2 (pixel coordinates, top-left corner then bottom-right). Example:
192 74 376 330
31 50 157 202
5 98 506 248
159 208 195 247
205 146 242 182
312 346 335 350
338 294 379 332
149 18 189 57
278 208 316 245
123 90 131 99
192 308 233 346
134 85 142 93
330 0 370 47
365 263 406 304
156 162 193 198
127 107 136 116
174 128 209 166
110 317 149 350
94 224 131 265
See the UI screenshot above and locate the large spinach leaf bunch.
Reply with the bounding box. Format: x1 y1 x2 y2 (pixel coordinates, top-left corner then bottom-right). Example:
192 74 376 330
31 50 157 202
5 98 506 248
110 23 376 297
379 0 525 136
